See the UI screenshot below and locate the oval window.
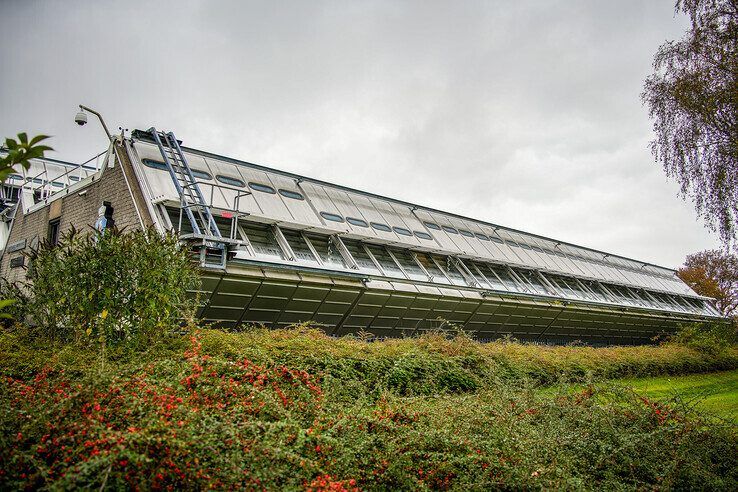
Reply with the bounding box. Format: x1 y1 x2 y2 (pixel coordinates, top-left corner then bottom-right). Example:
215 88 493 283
371 222 392 232
423 221 441 230
442 225 458 234
320 211 344 223
490 236 504 244
216 175 246 187
393 226 412 236
475 233 489 241
346 217 369 228
191 169 212 180
414 231 433 240
519 243 532 250
249 182 276 194
142 159 168 171
278 189 304 200
459 229 474 238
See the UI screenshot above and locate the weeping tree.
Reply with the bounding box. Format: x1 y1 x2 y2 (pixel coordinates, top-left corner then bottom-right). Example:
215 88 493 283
642 0 738 248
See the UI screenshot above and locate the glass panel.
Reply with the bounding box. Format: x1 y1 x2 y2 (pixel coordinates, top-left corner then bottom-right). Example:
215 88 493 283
365 244 405 278
487 264 523 292
215 174 246 188
371 222 392 232
389 249 428 281
424 221 441 230
442 225 458 234
581 280 609 302
278 189 304 200
511 268 548 295
472 262 508 291
216 175 246 187
240 222 284 260
434 255 468 287
342 240 381 275
414 230 433 240
346 217 368 227
320 211 344 223
281 229 318 264
415 253 452 284
248 182 276 194
305 233 346 269
475 233 489 241
392 226 412 237
191 169 212 180
142 159 168 171
459 229 474 238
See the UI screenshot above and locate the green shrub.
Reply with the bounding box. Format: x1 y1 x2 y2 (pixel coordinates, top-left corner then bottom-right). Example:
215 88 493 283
20 227 199 348
1 332 736 490
670 322 737 355
0 278 29 326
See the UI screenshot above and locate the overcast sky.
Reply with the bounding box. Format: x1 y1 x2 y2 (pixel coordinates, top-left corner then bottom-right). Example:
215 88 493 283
0 0 721 268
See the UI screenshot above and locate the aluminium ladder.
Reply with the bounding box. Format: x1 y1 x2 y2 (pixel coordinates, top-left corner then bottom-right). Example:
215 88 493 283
148 128 227 268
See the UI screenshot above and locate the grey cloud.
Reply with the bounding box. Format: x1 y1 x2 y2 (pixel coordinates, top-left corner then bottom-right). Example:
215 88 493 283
0 0 721 267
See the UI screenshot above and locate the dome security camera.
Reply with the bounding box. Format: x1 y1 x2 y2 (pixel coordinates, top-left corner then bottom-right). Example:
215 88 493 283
74 111 88 126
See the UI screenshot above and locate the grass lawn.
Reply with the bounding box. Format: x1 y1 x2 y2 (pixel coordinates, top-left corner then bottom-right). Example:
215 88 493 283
620 369 738 422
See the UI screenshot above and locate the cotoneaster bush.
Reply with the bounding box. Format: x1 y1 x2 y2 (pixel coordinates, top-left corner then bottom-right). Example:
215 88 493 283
1 331 736 490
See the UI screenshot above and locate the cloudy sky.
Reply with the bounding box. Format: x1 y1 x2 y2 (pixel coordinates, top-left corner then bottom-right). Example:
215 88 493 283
0 0 721 268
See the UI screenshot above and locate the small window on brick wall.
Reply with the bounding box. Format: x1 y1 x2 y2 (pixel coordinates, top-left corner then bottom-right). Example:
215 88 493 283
48 218 61 246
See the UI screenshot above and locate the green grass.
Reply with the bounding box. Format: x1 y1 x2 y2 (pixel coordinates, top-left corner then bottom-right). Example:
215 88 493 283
622 369 738 422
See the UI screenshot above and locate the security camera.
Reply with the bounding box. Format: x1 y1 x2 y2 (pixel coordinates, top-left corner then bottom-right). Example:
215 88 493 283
74 111 88 126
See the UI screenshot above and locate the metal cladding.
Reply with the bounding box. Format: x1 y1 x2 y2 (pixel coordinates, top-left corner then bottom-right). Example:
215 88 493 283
123 131 722 344
0 132 725 345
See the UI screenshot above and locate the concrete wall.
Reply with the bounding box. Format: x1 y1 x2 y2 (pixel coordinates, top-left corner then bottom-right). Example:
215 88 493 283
0 141 153 282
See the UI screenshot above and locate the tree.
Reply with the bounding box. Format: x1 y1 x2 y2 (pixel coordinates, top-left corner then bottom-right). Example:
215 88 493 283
677 249 738 317
642 0 738 249
0 133 53 183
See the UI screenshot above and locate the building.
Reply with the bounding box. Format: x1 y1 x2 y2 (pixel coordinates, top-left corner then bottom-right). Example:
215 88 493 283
0 129 723 344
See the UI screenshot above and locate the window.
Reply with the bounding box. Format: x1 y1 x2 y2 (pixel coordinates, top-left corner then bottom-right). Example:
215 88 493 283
414 231 433 240
68 176 80 182
389 249 428 281
320 211 344 223
142 159 168 171
48 219 61 246
371 222 392 232
281 229 318 263
216 175 245 187
423 221 441 230
342 239 381 274
365 244 404 278
436 256 468 286
239 222 284 260
279 189 304 200
305 233 346 269
392 226 412 236
475 233 489 241
191 169 212 180
415 253 451 284
249 182 276 194
489 236 504 244
459 229 474 238
441 225 458 234
346 217 369 228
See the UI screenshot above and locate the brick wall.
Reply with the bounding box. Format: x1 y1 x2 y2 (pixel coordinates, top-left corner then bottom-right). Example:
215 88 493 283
0 141 153 282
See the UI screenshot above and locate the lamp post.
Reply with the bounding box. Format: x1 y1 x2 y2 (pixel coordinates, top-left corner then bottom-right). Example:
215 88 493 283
74 105 112 142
